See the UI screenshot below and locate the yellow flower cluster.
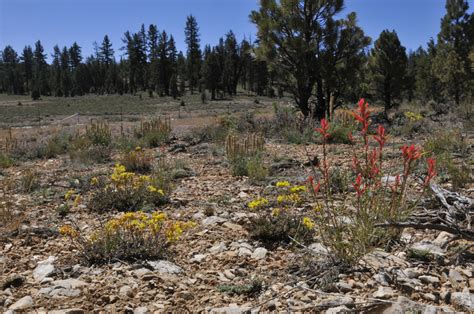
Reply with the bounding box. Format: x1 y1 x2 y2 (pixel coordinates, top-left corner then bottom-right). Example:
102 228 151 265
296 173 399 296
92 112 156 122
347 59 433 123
59 225 79 238
248 197 269 209
64 189 75 201
147 185 165 195
276 181 290 187
302 217 315 230
108 163 165 197
103 211 194 242
290 185 306 193
90 177 99 186
405 111 423 122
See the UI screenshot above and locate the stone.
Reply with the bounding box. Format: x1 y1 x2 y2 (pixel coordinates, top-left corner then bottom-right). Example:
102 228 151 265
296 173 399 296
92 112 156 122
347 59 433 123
210 303 251 313
448 269 465 284
433 232 456 248
202 216 227 226
410 241 445 256
422 293 438 302
326 306 350 313
251 247 268 260
380 296 435 313
373 286 395 299
48 309 85 314
51 279 87 289
336 282 353 292
9 296 33 310
209 242 227 254
238 247 252 257
33 256 56 282
134 306 148 314
148 261 183 274
119 285 134 298
419 275 440 285
308 243 329 255
373 272 392 286
451 288 473 311
190 254 207 263
318 296 354 308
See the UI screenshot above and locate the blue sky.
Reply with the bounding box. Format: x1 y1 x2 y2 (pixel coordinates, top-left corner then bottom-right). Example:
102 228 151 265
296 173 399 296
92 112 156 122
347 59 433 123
0 0 468 61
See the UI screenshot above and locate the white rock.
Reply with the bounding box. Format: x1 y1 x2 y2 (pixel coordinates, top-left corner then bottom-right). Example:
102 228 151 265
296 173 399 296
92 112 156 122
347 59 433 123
134 306 148 314
9 296 33 310
202 216 227 226
451 288 474 311
33 256 56 282
238 247 252 257
119 285 134 298
373 286 395 299
190 254 207 263
148 260 183 274
251 247 268 260
51 278 87 289
419 275 440 285
209 242 227 254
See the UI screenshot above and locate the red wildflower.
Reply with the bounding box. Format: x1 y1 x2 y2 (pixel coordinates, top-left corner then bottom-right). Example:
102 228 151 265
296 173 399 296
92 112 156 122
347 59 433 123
401 144 422 162
315 118 330 140
390 174 401 193
353 99 371 134
373 125 387 149
313 181 321 194
353 173 366 197
424 158 437 186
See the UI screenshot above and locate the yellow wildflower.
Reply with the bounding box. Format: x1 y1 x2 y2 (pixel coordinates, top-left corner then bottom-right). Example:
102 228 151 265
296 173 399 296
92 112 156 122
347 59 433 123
59 225 78 238
302 217 315 230
290 185 307 193
90 177 99 186
248 197 269 209
276 181 290 188
64 189 75 201
73 195 81 207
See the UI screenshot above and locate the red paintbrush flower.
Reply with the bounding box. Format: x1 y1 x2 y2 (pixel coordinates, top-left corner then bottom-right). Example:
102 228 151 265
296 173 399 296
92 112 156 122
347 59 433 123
424 158 437 186
315 118 330 140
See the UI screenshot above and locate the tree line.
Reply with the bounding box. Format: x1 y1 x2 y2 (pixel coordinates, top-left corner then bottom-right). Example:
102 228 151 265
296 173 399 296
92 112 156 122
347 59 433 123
0 0 472 120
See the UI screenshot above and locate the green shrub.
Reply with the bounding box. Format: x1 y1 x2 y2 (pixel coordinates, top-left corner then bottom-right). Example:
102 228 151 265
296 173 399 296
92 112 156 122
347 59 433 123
19 169 40 193
85 120 112 147
59 211 194 264
0 153 14 168
118 147 153 173
245 154 268 183
134 117 171 148
89 163 170 212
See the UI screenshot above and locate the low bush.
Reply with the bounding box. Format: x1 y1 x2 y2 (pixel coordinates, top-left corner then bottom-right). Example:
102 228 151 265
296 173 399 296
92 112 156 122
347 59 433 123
118 147 154 173
0 193 22 234
226 133 268 181
134 117 171 147
247 182 313 247
59 211 194 264
85 120 112 147
0 153 14 168
89 163 170 212
19 169 40 193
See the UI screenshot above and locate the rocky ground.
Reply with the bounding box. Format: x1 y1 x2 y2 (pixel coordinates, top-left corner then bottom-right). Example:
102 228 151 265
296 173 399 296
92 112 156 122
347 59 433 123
1 124 473 313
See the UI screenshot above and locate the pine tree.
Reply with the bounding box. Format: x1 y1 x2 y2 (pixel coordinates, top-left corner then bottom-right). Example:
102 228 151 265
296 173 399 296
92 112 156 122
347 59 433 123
369 30 407 111
432 0 473 104
201 45 221 100
33 40 49 95
100 35 115 66
1 46 21 94
51 45 62 96
60 46 71 96
21 46 34 93
185 15 201 94
148 24 160 91
251 0 347 119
